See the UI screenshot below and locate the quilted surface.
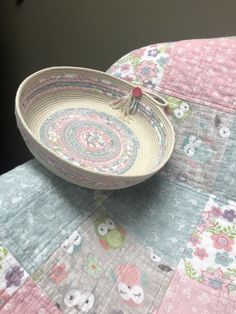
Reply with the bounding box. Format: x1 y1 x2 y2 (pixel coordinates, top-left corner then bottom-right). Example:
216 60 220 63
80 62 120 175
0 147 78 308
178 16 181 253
1 37 236 313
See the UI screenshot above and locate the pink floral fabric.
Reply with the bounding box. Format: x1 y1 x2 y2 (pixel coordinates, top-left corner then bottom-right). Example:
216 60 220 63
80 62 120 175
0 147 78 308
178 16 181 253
107 43 172 91
211 232 234 252
159 38 236 113
176 196 236 302
155 195 236 313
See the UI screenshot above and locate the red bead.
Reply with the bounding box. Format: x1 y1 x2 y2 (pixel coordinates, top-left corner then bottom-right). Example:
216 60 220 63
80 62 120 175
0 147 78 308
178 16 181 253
132 87 142 98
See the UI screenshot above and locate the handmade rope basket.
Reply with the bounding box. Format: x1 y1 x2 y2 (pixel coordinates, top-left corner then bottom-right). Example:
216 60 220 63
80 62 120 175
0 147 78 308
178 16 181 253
15 67 175 190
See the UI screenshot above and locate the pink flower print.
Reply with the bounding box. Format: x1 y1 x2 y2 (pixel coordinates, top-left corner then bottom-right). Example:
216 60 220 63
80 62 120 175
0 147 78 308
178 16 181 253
108 64 119 74
130 48 146 58
201 268 232 293
211 233 234 252
194 247 208 260
135 61 157 81
121 64 130 72
189 235 201 246
197 212 215 233
211 206 222 217
49 264 67 284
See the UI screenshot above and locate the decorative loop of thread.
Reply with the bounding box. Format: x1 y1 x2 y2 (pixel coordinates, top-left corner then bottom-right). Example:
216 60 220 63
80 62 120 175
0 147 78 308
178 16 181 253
110 87 142 118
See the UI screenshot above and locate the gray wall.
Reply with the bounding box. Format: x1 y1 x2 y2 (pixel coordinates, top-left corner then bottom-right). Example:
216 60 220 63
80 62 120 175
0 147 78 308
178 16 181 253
1 0 236 173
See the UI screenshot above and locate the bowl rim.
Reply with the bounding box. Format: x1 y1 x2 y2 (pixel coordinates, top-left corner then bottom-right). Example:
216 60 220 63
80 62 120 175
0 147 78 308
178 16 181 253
15 66 175 179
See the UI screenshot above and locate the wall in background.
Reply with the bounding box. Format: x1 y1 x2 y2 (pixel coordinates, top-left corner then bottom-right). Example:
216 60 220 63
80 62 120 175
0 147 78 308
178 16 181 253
1 0 236 174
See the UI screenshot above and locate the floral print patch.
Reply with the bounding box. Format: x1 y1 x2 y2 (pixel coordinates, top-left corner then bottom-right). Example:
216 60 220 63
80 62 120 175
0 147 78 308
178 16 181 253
180 196 236 299
107 43 172 92
0 246 29 310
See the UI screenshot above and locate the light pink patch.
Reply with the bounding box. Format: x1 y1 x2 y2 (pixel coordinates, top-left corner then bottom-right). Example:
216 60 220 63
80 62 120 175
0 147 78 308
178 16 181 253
158 271 236 314
1 278 60 314
159 38 236 113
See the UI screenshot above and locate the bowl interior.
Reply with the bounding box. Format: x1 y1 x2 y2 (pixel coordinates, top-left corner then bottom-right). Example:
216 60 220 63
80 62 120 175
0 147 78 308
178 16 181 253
17 68 174 177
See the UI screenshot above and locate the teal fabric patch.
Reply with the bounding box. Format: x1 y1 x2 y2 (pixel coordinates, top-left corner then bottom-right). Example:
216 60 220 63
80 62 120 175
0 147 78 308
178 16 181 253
103 175 208 266
159 101 235 194
214 116 236 201
0 160 107 274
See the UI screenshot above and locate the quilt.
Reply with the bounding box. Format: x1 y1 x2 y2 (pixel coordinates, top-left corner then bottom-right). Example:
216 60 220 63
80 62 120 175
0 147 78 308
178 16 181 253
0 37 236 313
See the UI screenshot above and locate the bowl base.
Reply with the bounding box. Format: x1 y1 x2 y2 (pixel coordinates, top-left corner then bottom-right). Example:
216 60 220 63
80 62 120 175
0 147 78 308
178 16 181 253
39 106 139 175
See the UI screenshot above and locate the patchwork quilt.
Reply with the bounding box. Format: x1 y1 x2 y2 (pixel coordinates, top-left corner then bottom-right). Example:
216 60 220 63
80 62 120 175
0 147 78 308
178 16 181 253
1 37 236 313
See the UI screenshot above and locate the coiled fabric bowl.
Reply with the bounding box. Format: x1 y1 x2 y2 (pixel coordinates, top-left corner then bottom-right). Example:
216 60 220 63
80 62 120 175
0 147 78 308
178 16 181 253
15 67 175 190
